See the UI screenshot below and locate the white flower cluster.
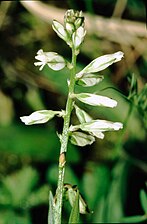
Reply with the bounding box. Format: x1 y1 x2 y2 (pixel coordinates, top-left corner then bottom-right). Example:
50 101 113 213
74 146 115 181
20 9 124 148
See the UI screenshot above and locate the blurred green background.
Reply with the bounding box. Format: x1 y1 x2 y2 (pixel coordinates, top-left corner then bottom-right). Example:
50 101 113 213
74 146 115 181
0 0 147 223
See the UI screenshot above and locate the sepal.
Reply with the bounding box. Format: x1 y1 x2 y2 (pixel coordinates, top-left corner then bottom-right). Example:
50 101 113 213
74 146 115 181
74 105 92 123
70 131 95 147
76 73 104 87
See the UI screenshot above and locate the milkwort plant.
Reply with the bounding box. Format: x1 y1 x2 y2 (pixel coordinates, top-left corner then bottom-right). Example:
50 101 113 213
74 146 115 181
20 9 124 224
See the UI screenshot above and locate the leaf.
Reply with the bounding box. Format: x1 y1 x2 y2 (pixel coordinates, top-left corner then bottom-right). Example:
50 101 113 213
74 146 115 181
48 191 55 224
128 73 138 100
122 215 147 223
140 189 147 213
2 167 38 207
70 131 95 146
68 190 80 224
27 185 49 207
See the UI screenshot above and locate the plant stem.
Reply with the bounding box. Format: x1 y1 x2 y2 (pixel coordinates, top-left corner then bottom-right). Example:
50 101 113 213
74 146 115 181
114 103 133 157
54 48 77 224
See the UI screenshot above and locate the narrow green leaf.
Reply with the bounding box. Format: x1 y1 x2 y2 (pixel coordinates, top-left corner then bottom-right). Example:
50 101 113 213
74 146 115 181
122 215 147 223
68 190 80 224
140 189 147 213
48 191 55 224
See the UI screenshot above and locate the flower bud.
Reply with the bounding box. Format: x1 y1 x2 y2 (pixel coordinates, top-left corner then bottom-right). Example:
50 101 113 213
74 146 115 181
72 26 86 49
64 9 84 30
52 20 71 46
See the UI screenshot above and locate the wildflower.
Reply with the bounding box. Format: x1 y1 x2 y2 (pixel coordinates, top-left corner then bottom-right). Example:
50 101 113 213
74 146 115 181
34 49 66 71
73 93 117 108
20 110 61 125
77 51 124 78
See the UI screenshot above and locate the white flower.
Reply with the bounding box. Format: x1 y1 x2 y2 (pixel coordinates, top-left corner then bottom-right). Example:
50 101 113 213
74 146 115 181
77 51 124 78
79 120 123 132
74 93 117 108
34 49 66 71
20 110 60 125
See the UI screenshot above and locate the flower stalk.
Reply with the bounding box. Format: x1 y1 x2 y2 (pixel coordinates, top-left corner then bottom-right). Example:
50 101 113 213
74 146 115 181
54 48 77 224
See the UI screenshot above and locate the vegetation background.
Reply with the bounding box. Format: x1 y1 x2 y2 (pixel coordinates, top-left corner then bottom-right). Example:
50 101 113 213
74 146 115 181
0 0 146 223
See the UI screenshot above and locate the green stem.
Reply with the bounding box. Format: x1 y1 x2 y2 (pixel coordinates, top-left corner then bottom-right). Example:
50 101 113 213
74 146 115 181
114 103 133 157
54 48 77 224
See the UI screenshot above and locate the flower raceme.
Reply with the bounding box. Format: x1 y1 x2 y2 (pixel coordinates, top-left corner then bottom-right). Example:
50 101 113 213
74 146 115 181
20 9 125 224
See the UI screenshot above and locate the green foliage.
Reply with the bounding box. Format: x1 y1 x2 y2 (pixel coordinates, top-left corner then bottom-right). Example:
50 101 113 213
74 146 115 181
0 167 48 224
68 189 80 223
48 191 55 224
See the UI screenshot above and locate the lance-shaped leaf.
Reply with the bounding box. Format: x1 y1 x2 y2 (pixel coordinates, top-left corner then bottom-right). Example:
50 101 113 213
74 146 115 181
68 189 80 224
70 131 95 147
74 104 92 123
76 73 104 87
64 184 91 214
52 20 71 46
48 191 55 224
73 93 117 108
76 51 124 78
20 110 61 125
34 49 66 71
